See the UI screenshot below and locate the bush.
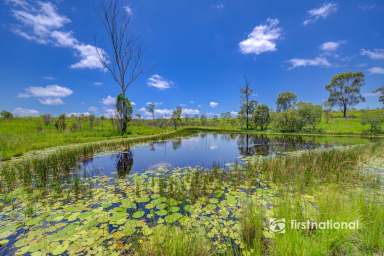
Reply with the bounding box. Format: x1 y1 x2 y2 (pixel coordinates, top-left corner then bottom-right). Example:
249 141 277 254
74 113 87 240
252 104 270 130
272 110 305 132
297 102 322 130
361 112 384 133
55 114 66 131
0 111 13 120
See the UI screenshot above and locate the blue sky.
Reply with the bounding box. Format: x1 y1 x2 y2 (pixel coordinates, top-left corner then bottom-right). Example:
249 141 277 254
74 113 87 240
0 0 383 118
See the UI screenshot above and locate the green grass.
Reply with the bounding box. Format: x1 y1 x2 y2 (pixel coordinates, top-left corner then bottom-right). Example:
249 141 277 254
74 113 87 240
0 117 171 160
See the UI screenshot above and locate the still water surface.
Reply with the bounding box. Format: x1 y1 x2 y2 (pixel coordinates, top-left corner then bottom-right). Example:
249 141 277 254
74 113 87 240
79 133 375 177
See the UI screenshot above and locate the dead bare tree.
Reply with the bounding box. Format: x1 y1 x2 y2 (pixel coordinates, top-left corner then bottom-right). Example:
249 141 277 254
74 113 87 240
97 0 142 134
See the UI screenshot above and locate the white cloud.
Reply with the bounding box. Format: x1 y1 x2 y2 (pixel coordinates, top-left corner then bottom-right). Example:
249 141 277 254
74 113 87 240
88 106 98 112
43 75 55 80
19 84 73 98
303 2 338 26
124 6 133 16
368 67 384 74
147 74 173 90
361 49 384 60
66 112 90 117
363 92 380 97
230 111 238 117
8 1 107 70
39 97 63 105
239 18 282 55
287 57 331 69
103 108 116 118
320 41 342 51
212 4 224 9
12 107 39 117
18 84 72 105
101 95 116 106
182 108 200 116
209 101 219 108
94 81 103 86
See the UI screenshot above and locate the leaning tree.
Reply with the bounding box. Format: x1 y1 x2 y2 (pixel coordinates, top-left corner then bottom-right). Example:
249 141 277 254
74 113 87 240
325 72 365 118
97 0 142 134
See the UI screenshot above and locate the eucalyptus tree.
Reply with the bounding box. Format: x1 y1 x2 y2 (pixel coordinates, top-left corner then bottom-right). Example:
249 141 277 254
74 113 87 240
240 78 256 129
325 72 365 118
252 104 270 130
172 107 182 129
97 0 142 134
146 102 156 119
276 92 297 112
374 86 384 107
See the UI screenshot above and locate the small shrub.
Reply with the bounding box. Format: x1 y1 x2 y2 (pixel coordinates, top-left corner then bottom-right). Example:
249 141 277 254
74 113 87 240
272 110 304 132
361 112 384 133
55 114 66 131
297 102 322 130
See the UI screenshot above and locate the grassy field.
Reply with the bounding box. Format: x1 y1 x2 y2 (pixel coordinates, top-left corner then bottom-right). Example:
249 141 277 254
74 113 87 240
0 117 171 160
0 109 382 160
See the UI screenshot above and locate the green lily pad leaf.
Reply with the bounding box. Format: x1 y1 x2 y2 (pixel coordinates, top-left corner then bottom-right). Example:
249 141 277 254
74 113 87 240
209 198 219 204
120 199 136 209
0 239 9 246
135 197 150 203
170 206 180 213
164 213 182 224
51 242 69 255
155 209 168 216
145 203 155 209
132 210 145 219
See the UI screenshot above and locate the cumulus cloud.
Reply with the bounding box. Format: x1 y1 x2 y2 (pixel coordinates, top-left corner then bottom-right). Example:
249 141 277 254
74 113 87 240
182 108 200 116
239 18 282 55
287 57 331 69
209 101 219 108
7 1 107 70
103 108 116 118
18 84 73 105
39 97 63 105
368 67 384 74
320 41 343 51
361 49 384 60
88 106 98 113
101 95 116 106
303 2 338 26
147 74 173 90
12 107 39 117
124 6 133 16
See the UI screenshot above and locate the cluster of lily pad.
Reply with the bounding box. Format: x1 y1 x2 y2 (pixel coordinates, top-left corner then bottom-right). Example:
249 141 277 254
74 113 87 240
0 165 277 255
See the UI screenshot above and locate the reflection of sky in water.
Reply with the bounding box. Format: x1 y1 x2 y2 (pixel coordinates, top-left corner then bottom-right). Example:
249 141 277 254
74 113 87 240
78 133 354 177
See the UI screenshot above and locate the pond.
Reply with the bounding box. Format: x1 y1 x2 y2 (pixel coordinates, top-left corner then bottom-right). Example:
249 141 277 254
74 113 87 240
78 132 376 178
0 132 381 255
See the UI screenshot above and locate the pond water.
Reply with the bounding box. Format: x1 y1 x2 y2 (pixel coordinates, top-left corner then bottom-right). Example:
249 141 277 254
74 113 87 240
78 132 375 177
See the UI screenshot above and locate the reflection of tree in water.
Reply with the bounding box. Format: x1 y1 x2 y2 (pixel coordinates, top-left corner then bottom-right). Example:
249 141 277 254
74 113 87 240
237 134 271 156
272 136 317 152
148 142 156 151
172 138 182 150
116 149 134 178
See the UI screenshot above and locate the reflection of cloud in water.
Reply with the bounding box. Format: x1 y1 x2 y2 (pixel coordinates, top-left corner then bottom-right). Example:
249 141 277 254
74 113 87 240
148 162 172 169
209 145 218 150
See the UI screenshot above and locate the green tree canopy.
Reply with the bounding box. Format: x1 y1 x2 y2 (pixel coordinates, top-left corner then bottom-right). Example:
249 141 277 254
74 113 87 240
146 102 156 119
276 92 297 112
325 72 365 118
252 104 270 130
297 102 322 130
374 86 384 107
116 93 133 134
0 111 13 119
